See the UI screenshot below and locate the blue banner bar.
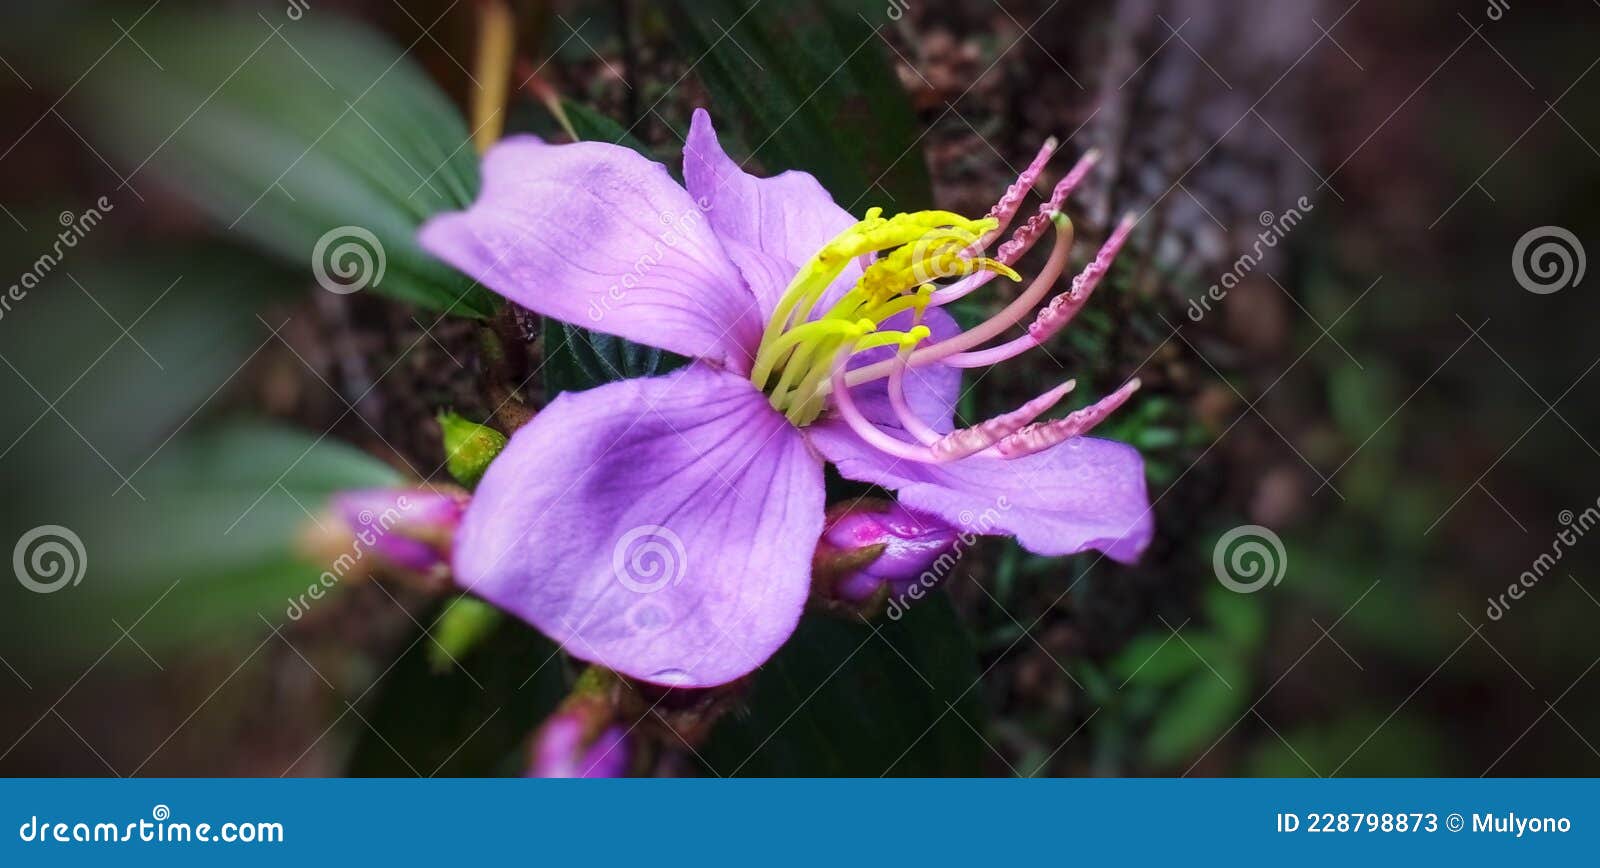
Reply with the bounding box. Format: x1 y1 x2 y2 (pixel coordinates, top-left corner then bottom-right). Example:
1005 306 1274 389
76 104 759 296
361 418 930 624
1 778 1594 865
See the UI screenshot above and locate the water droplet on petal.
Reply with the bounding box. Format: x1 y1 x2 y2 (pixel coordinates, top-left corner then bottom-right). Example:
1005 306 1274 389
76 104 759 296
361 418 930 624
646 668 693 686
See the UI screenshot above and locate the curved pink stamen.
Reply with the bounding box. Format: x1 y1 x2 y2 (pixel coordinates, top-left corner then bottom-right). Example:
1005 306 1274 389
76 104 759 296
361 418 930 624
966 138 1057 254
941 214 1136 369
832 362 944 464
994 146 1101 264
931 380 1077 461
931 148 1101 306
845 215 1073 391
888 349 942 445
992 379 1142 459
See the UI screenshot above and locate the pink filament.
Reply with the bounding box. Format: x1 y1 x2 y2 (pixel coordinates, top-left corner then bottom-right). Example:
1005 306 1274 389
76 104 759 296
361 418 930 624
845 215 1074 392
820 144 1143 470
966 138 1057 255
888 349 942 445
994 147 1101 264
940 214 1136 369
832 361 943 464
931 148 1100 306
992 379 1142 459
930 380 1077 461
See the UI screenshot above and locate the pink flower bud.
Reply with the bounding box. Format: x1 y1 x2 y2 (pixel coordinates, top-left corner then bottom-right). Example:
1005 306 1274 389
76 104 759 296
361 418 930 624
527 711 630 778
330 487 467 576
814 500 960 603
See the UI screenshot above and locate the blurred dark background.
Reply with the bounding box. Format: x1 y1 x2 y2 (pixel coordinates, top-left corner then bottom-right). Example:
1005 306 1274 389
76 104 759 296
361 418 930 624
0 0 1597 777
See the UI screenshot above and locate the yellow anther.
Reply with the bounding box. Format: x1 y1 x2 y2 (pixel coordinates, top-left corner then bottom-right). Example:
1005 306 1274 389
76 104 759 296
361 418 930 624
818 212 993 266
858 232 970 298
754 208 1000 421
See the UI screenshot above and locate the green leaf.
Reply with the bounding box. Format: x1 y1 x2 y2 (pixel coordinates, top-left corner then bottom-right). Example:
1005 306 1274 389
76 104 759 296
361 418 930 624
662 0 934 211
1111 633 1204 689
347 611 568 776
701 595 985 776
1204 584 1268 647
0 243 299 489
0 421 401 661
1142 662 1249 768
59 11 494 316
428 597 506 673
542 319 684 395
564 100 656 160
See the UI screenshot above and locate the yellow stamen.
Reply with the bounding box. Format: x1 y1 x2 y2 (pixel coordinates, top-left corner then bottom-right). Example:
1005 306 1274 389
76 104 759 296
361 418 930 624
857 284 934 325
752 207 1008 424
751 318 871 391
783 326 931 426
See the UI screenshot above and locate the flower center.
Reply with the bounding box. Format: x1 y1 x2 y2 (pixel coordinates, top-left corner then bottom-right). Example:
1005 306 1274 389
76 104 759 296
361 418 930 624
749 208 1018 426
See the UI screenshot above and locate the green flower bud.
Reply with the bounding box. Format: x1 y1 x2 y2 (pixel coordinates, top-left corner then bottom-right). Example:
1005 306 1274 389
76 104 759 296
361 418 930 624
438 411 508 487
429 596 503 672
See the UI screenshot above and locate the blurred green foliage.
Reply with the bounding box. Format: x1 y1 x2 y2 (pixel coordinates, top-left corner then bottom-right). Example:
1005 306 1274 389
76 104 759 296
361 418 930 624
50 10 496 316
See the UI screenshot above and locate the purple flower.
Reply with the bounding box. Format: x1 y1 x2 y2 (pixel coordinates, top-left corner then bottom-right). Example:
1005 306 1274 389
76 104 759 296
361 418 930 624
419 109 1153 688
527 711 630 778
815 501 960 603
